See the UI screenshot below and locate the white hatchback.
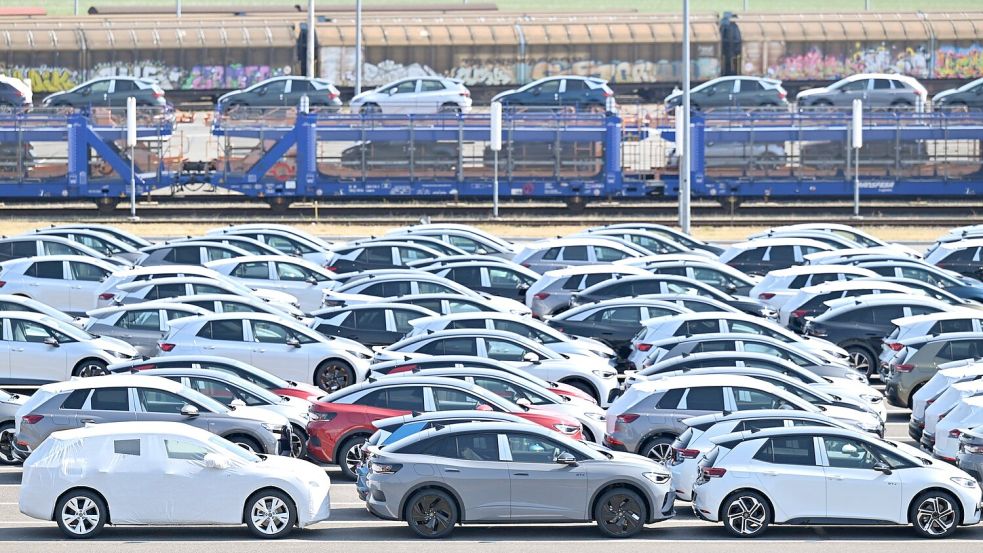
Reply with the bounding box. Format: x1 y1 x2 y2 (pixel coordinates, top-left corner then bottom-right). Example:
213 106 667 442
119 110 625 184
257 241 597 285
350 77 472 114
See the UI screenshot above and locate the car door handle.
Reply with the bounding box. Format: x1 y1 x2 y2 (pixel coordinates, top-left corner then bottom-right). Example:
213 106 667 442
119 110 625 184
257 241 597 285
253 348 266 353
12 348 23 352
443 468 460 473
80 419 96 424
763 470 779 476
202 345 216 350
827 475 844 481
512 472 530 476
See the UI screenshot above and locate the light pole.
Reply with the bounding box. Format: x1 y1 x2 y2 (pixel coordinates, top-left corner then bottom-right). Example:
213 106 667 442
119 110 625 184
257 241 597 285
679 0 691 234
355 0 363 95
176 0 181 17
307 0 316 78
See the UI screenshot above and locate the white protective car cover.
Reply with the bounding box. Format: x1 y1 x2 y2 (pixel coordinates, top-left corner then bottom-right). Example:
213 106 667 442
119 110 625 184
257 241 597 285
19 422 331 527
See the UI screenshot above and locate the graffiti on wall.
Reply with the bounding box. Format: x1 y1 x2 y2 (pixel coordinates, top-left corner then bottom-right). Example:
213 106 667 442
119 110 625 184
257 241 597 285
759 42 983 81
0 62 288 92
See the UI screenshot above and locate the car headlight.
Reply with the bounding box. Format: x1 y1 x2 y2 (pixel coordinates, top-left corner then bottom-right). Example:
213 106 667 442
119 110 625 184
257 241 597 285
585 412 606 421
860 394 882 403
643 472 671 485
553 424 580 435
261 423 278 432
592 370 617 379
951 477 978 488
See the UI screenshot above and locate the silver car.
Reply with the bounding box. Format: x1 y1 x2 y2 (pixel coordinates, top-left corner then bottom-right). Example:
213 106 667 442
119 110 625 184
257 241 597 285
84 302 210 356
12 375 288 460
796 73 928 109
0 389 27 464
364 421 673 538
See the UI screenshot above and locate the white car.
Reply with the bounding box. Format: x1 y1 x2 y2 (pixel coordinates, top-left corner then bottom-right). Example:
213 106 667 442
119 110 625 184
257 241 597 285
669 410 853 501
164 293 307 322
108 276 300 316
385 226 515 258
0 293 85 327
909 362 983 435
627 311 848 370
19 421 330 539
96 265 298 311
205 255 339 312
804 246 922 266
206 226 334 266
717 237 833 276
751 224 920 257
923 381 983 454
0 311 138 384
693 426 980 538
45 224 152 249
83 302 211 357
158 313 372 392
512 237 645 274
375 328 620 407
0 234 129 266
30 228 148 264
881 311 983 366
350 76 472 114
405 312 615 359
0 255 122 315
747 265 878 310
524 264 652 318
934 395 983 462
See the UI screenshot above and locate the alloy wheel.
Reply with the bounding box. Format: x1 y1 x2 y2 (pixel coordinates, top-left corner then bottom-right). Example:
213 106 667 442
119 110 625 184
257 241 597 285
726 495 767 536
409 494 453 536
0 428 17 464
77 363 108 378
290 433 304 458
250 496 290 536
848 351 871 375
61 497 101 536
317 364 352 392
645 443 674 464
598 493 643 536
915 496 956 536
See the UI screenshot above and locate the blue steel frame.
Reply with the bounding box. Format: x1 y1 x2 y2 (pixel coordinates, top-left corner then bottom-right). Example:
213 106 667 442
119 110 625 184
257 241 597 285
0 112 175 198
210 111 646 199
660 111 983 198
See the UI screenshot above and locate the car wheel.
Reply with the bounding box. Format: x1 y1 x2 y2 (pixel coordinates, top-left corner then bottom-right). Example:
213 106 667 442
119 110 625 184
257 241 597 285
74 359 108 378
56 490 107 539
289 424 308 459
811 100 833 108
315 359 355 393
639 436 675 465
594 487 647 538
846 345 877 377
337 434 368 480
228 435 264 455
405 489 458 539
891 100 913 111
244 489 297 539
910 491 960 538
722 490 771 538
581 427 595 443
0 422 18 465
361 103 381 114
438 103 461 114
562 379 599 403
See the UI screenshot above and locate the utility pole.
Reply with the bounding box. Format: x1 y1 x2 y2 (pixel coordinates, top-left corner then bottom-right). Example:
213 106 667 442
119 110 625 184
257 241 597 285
679 0 692 234
176 0 181 17
307 0 316 78
355 0 363 94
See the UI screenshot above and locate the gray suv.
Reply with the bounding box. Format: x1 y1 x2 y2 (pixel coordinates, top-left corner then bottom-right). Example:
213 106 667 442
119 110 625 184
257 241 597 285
884 332 983 408
603 374 811 463
796 73 927 109
957 425 983 482
12 375 287 459
364 421 674 538
41 77 167 108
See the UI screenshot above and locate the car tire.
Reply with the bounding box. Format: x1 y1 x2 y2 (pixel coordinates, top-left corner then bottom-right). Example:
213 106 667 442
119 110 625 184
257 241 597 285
721 490 771 538
73 359 108 378
438 103 461 114
845 344 877 377
562 379 599 404
228 435 264 455
405 488 458 539
289 424 308 459
244 489 297 539
337 434 368 480
910 490 960 538
594 487 647 538
639 436 675 464
315 359 356 393
361 103 381 114
55 489 108 539
0 422 18 465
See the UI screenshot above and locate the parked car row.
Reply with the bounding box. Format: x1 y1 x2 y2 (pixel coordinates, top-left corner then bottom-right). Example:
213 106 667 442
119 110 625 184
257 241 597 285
4 220 983 541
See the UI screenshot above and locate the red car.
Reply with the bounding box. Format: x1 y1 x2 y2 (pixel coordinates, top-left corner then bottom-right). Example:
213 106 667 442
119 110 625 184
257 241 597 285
306 376 584 479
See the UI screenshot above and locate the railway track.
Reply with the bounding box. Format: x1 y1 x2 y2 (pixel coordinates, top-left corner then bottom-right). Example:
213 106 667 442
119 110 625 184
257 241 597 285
1 199 980 227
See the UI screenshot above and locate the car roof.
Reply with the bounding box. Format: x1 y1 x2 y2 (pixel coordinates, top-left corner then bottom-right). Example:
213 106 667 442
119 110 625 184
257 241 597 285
641 310 754 326
37 374 181 393
685 409 836 427
87 302 209 317
631 373 775 392
48 421 215 442
374 410 529 428
900 331 983 346
765 265 876 277
798 280 913 294
729 237 832 249
711 425 873 446
327 375 483 399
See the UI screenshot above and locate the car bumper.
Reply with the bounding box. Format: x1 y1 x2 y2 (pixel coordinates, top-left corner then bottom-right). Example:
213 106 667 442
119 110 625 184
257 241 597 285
602 434 629 452
306 430 334 463
670 460 698 502
884 380 906 407
355 464 370 501
909 418 925 442
11 439 30 462
956 453 983 483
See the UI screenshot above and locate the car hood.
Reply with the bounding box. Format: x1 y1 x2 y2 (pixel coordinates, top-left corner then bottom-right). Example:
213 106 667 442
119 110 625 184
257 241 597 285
491 89 518 102
252 288 299 306
42 91 68 103
478 293 532 316
568 335 617 357
592 449 671 474
932 89 958 103
821 405 882 433
796 87 829 99
252 452 333 487
92 336 140 358
228 405 289 427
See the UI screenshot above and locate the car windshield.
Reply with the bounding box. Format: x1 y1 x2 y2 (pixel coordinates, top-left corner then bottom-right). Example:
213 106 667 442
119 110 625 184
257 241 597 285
208 435 261 463
180 387 230 414
43 317 97 340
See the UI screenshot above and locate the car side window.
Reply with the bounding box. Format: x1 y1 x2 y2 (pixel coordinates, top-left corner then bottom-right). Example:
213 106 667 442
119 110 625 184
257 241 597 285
398 247 432 263
729 249 765 263
485 339 529 362
934 319 974 334
137 388 191 414
148 283 186 300
163 247 201 264
69 261 108 282
754 436 817 465
116 310 161 330
114 439 140 456
356 247 393 264
251 321 293 344
420 79 446 92
682 386 724 410
594 246 628 262
823 436 879 469
675 319 719 336
448 267 482 287
561 246 588 261
507 433 581 463
164 439 210 461
61 389 90 410
391 309 420 333
198 320 244 341
90 387 129 411
428 432 500 461
418 281 454 294
232 261 269 279
432 387 486 411
353 309 388 331
537 79 561 94
541 247 560 261
27 261 63 279
10 319 54 343
733 387 788 410
589 306 641 324
766 246 796 264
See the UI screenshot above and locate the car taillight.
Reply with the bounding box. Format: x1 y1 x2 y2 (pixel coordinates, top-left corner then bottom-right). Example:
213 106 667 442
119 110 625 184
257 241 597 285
791 309 808 318
328 92 339 100
950 429 963 438
887 342 904 351
0 280 5 288
636 343 652 352
153 91 163 98
757 292 775 300
459 91 470 97
324 265 338 272
131 363 156 371
702 467 727 478
895 363 914 373
159 343 176 352
98 292 116 300
389 364 416 374
21 415 43 425
603 90 613 97
675 447 700 459
616 414 640 423
533 292 550 300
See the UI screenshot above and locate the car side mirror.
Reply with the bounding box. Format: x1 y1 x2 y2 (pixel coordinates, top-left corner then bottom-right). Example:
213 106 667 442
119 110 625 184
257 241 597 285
305 276 318 285
555 451 578 466
726 283 737 292
475 248 488 255
516 397 532 407
229 398 246 408
180 404 200 417
841 444 859 455
517 283 530 291
388 88 398 95
203 452 231 470
286 337 301 348
522 352 541 363
43 336 59 347
872 461 893 475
